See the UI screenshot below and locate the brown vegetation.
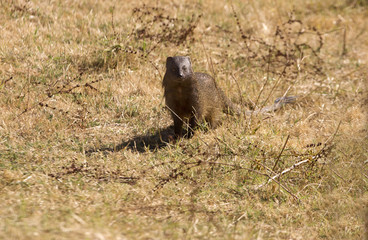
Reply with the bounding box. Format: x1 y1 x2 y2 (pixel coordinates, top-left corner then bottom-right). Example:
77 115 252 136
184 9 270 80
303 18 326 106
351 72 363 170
0 0 367 239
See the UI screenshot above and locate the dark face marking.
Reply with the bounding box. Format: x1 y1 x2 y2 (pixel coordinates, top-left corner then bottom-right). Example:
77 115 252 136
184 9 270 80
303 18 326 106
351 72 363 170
166 56 193 79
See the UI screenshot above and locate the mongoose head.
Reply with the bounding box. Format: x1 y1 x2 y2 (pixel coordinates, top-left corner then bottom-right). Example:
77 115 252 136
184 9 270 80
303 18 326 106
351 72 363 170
166 56 193 80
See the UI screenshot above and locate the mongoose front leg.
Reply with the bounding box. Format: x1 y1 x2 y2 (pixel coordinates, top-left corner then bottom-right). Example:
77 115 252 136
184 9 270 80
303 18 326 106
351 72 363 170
172 114 183 137
188 116 198 137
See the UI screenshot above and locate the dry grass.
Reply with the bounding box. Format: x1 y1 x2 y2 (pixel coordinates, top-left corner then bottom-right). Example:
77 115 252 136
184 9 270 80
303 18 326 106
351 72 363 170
0 0 367 239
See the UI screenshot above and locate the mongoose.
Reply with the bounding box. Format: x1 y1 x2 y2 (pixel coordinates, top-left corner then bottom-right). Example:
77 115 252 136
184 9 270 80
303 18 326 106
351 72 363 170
163 56 296 137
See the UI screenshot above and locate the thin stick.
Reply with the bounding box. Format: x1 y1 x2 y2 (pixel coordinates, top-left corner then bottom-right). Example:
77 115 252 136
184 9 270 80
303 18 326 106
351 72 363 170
247 76 268 127
198 158 299 201
341 28 347 56
269 176 300 202
272 135 290 171
148 59 163 80
246 44 273 129
230 73 244 106
316 120 342 156
252 50 271 110
215 137 236 154
1 76 13 86
258 120 342 189
257 158 310 189
261 64 288 109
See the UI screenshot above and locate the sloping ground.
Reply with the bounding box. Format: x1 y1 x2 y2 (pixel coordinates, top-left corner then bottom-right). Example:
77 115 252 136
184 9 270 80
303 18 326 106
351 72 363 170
0 0 367 239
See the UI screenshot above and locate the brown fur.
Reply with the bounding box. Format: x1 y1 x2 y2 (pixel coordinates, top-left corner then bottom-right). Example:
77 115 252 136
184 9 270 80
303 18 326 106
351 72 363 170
163 56 238 137
163 56 298 137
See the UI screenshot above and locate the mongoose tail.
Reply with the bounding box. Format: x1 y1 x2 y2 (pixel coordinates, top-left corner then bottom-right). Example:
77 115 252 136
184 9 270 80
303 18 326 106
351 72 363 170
245 96 297 116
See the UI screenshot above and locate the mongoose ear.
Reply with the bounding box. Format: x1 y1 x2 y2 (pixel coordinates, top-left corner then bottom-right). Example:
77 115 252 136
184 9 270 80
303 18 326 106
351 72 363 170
186 56 191 64
166 57 173 68
166 57 173 63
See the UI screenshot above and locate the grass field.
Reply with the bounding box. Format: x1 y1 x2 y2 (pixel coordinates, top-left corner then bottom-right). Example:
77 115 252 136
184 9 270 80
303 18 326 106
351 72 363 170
1 0 367 239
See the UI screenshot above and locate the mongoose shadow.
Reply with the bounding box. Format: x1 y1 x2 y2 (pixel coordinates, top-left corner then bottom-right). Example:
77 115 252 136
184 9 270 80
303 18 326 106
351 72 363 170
87 56 296 154
85 125 176 154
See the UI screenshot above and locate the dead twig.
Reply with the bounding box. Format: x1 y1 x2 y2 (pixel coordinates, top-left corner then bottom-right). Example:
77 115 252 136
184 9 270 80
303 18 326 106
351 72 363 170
272 135 290 171
230 73 244 106
317 120 342 156
1 76 13 86
257 158 310 189
258 120 342 189
341 28 347 56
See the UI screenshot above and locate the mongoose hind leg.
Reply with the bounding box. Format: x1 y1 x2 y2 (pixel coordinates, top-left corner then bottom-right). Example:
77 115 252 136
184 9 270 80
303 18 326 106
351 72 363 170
188 116 198 138
206 108 221 129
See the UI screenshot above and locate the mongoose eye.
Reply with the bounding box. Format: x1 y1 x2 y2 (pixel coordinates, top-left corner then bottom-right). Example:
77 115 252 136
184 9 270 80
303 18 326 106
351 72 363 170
182 66 187 71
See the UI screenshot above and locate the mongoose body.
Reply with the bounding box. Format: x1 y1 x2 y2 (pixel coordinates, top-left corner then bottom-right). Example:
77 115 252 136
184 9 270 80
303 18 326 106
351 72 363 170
163 56 296 138
163 56 237 137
